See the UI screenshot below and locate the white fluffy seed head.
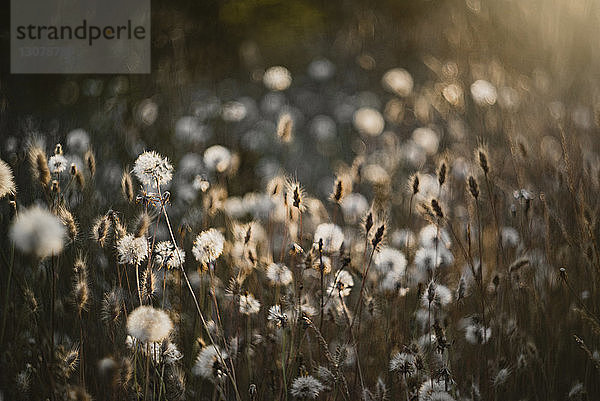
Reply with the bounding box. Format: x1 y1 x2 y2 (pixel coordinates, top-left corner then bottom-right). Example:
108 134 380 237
340 193 369 224
422 282 453 309
374 246 407 275
266 263 293 286
465 324 492 345
313 223 344 254
192 345 228 381
126 305 173 343
353 107 385 137
389 352 415 375
418 224 451 249
192 228 225 265
10 205 66 258
48 154 68 174
116 234 148 266
133 151 173 187
327 270 354 298
471 79 497 106
0 159 16 199
154 241 185 269
290 375 325 399
382 68 414 97
204 145 232 173
263 66 292 91
267 305 287 328
239 293 261 315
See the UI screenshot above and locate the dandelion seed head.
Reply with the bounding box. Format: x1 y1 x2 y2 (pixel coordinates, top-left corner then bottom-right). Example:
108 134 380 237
382 68 414 97
340 193 369 224
389 352 415 375
133 151 173 187
10 205 66 258
97 357 117 379
204 145 232 173
374 246 407 274
464 324 492 344
239 293 261 315
314 223 344 253
290 375 325 399
266 263 293 286
414 247 454 274
381 269 408 293
412 128 439 155
419 225 451 249
116 234 148 266
154 341 183 365
267 305 288 328
48 154 68 174
154 241 185 269
66 129 90 153
192 228 225 265
471 79 497 106
263 66 292 91
126 305 173 343
501 226 520 248
192 345 228 381
327 270 354 297
422 282 453 309
498 86 520 110
353 107 385 137
391 229 416 249
0 159 16 198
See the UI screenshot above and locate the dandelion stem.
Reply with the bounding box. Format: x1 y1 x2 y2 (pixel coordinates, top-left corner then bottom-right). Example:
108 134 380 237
0 244 15 346
349 247 375 333
282 328 288 401
159 202 242 401
144 342 151 401
50 254 56 369
135 264 143 305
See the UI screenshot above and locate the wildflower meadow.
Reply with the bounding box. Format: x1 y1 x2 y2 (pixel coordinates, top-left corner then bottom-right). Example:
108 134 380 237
1 0 600 400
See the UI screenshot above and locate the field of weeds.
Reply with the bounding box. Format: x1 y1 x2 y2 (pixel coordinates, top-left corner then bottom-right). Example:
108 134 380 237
1 0 600 400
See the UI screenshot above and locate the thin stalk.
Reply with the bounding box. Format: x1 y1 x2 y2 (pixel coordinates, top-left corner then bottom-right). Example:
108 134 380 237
135 263 143 305
79 312 85 385
50 254 56 368
0 244 15 345
319 261 324 331
282 328 288 401
349 248 375 333
144 342 151 401
159 202 242 401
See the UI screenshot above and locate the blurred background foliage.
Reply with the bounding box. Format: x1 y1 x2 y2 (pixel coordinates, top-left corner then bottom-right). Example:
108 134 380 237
1 0 600 196
1 0 599 111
